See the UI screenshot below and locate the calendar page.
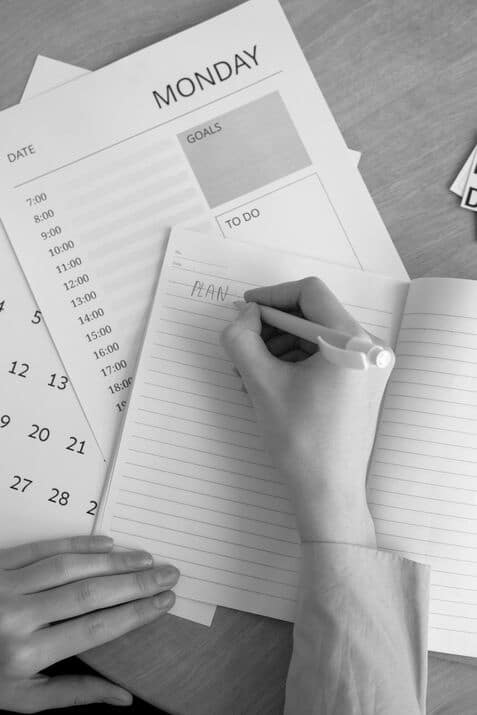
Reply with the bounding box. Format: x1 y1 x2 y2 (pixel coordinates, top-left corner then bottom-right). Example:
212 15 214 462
0 57 216 626
0 0 406 463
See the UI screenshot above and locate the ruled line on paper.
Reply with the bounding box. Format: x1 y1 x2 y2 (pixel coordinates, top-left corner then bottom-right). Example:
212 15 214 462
121 474 293 513
123 465 287 500
111 517 298 559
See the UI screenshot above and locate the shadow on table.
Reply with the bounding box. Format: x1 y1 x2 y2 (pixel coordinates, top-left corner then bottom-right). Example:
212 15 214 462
0 657 168 715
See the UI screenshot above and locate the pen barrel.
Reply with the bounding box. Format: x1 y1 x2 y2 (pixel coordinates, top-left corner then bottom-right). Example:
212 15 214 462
257 304 349 347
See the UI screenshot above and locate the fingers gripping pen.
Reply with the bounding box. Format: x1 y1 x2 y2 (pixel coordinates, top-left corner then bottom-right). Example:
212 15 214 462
236 302 395 371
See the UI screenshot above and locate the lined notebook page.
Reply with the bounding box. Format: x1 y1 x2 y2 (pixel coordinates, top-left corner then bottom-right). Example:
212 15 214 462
369 277 477 657
96 228 407 620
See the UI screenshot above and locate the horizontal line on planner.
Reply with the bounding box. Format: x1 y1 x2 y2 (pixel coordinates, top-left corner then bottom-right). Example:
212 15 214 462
391 380 477 396
376 529 477 551
78 185 198 238
117 524 297 571
344 303 392 316
382 406 477 424
169 279 243 299
159 318 222 334
175 255 227 270
374 459 477 479
65 137 175 180
72 170 191 223
67 152 182 203
396 353 477 367
112 514 297 556
375 445 477 465
370 472 477 494
144 380 249 407
369 498 477 524
381 419 477 437
149 356 234 377
102 263 157 294
171 265 259 287
133 421 264 453
146 368 242 392
394 366 477 380
379 431 477 451
83 206 202 253
405 311 477 321
380 546 477 569
77 194 203 243
140 395 256 423
430 626 477 634
373 514 477 537
433 598 477 607
387 393 477 408
128 448 278 484
154 343 232 364
398 339 477 352
122 473 292 513
155 330 219 347
377 444 477 465
131 434 271 469
138 407 257 436
119 488 295 531
120 542 297 587
13 70 284 188
124 462 287 500
142 384 253 410
433 581 477 592
399 327 477 339
431 610 477 622
165 293 237 312
162 305 231 323
369 486 477 508
379 546 477 572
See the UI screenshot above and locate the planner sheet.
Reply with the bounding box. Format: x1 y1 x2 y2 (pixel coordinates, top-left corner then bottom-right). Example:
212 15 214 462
95 228 408 620
0 56 216 627
369 277 477 657
0 0 407 465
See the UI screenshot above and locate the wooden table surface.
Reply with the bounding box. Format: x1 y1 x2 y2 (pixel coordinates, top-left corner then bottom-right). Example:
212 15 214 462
2 1 477 713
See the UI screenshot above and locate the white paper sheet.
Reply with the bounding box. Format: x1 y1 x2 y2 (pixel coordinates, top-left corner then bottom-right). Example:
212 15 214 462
0 55 215 627
0 0 406 465
450 145 476 197
460 149 477 212
370 277 477 656
95 228 408 621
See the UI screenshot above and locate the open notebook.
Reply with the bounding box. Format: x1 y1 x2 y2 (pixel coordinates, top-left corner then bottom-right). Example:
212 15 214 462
96 228 477 657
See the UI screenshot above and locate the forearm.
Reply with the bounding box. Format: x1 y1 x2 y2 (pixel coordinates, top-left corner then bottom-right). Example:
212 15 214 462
285 543 430 715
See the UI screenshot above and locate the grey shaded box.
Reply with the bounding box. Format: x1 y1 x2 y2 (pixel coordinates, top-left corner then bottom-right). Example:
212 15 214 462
178 92 311 208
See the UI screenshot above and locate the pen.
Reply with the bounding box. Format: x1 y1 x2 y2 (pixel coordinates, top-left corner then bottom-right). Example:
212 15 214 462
234 301 394 370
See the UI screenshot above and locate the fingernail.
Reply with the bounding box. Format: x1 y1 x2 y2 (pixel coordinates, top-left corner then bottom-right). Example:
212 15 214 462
153 591 175 610
154 565 180 585
129 551 153 568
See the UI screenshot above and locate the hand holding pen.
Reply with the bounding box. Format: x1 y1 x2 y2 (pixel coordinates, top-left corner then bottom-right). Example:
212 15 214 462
221 276 395 546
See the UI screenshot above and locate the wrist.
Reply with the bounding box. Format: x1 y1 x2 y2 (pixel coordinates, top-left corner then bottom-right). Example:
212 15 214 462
290 484 377 548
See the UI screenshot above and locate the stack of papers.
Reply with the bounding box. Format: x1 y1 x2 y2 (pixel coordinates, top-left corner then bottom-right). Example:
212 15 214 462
0 0 406 629
450 143 477 210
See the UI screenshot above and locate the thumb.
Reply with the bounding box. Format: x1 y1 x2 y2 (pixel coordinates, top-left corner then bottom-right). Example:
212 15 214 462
221 302 279 391
27 675 133 710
